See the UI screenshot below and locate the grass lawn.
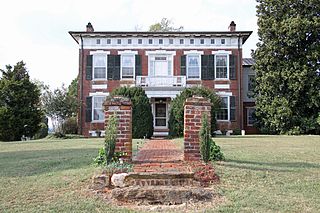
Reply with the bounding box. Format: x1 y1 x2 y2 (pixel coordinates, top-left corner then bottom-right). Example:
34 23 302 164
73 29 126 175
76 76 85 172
0 136 319 212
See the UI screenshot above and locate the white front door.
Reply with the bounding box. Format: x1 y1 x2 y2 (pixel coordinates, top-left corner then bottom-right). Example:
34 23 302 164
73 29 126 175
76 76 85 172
149 55 172 76
155 60 168 76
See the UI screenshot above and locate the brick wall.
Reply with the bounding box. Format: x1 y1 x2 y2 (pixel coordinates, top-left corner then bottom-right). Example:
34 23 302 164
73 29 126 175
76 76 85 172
104 96 132 162
184 96 211 161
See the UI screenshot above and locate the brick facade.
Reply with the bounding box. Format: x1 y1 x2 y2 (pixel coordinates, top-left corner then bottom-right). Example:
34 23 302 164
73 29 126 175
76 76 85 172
184 96 211 161
104 96 132 162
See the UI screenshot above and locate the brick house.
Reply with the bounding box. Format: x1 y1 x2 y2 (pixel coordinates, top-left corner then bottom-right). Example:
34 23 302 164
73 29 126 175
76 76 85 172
69 22 256 137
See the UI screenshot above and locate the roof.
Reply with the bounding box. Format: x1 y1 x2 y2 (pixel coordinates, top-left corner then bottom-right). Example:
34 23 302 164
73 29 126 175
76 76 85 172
243 58 255 66
69 30 253 44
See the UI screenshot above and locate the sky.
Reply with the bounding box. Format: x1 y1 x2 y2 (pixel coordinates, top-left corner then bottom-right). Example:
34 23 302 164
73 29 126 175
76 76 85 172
0 0 258 89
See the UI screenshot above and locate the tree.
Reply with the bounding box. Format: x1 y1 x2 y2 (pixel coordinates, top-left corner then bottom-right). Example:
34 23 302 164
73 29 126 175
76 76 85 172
111 87 153 138
67 76 78 98
149 18 183 32
253 0 320 134
168 87 221 137
0 61 43 141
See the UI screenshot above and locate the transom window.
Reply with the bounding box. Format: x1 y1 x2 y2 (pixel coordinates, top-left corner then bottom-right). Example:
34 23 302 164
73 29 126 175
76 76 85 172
159 39 163 44
215 55 228 79
107 39 111 44
93 96 105 121
138 39 142 44
117 39 121 44
200 39 205 44
96 39 100 44
128 39 132 44
217 97 228 120
149 39 153 44
211 39 215 44
187 55 200 79
190 39 194 44
93 54 106 79
169 39 173 44
221 38 225 44
180 39 184 44
121 55 135 79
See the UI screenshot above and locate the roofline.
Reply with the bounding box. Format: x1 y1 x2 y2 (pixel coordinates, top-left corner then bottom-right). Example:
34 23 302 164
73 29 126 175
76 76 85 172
69 31 253 44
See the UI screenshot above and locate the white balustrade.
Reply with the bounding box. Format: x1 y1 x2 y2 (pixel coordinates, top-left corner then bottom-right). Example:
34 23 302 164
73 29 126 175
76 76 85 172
136 76 186 87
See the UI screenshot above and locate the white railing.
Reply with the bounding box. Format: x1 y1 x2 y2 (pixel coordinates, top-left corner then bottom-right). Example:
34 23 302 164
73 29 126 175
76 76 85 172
136 76 186 87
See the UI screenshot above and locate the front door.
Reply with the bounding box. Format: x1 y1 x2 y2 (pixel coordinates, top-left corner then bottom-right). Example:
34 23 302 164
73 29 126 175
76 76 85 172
155 102 167 128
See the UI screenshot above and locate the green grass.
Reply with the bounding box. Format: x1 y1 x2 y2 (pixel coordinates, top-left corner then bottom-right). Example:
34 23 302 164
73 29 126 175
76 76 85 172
0 136 319 212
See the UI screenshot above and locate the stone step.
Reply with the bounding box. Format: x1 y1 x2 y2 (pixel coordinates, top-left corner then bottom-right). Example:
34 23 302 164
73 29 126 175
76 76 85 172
125 172 196 187
111 185 215 205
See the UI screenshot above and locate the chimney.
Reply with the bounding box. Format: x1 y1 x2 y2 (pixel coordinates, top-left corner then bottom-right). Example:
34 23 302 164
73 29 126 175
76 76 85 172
86 22 94 32
228 21 236 32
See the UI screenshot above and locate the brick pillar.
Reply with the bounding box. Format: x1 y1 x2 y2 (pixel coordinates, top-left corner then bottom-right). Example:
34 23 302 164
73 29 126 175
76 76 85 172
104 96 132 162
184 96 211 161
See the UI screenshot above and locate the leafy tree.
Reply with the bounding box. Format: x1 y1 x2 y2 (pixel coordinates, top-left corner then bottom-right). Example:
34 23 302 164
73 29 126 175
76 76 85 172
253 0 320 134
0 61 43 141
169 86 221 137
149 18 183 32
67 77 78 98
111 87 153 138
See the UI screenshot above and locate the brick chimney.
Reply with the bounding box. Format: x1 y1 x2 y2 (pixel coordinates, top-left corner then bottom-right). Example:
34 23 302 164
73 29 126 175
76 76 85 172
228 21 236 32
86 22 94 32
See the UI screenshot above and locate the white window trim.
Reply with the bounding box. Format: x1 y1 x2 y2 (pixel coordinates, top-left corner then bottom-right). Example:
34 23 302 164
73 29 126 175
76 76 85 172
247 107 255 126
214 54 229 80
92 95 106 123
216 94 232 122
148 54 174 77
120 54 135 80
186 53 201 80
90 51 110 81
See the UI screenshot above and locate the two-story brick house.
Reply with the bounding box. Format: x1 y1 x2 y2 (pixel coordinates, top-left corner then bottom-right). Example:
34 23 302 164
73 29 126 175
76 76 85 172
69 22 253 137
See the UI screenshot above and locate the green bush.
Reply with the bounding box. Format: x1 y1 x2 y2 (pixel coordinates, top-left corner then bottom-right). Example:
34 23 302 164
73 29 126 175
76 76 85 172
209 140 224 161
111 87 153 138
105 113 117 165
200 113 211 163
168 86 221 137
34 122 48 139
62 117 78 134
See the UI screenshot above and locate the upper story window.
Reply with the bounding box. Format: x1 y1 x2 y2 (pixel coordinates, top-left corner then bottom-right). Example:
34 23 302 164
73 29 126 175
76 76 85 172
248 74 255 92
121 55 135 79
107 39 111 44
200 39 205 44
96 39 101 44
169 39 173 44
148 39 153 44
190 39 194 44
93 96 105 121
221 38 225 45
117 39 121 44
138 39 142 44
187 54 200 79
93 54 106 79
180 39 184 44
211 39 215 44
159 39 163 44
128 39 132 44
215 55 228 79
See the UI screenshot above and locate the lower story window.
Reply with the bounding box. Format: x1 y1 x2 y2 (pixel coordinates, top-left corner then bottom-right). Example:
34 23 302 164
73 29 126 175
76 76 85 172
93 96 105 121
247 108 255 126
217 97 228 120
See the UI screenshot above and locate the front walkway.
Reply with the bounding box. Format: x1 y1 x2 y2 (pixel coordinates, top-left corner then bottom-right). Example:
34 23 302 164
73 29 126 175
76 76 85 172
133 139 190 173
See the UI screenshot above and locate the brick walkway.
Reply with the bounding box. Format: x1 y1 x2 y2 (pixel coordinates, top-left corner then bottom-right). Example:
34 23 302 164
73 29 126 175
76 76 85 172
133 139 190 173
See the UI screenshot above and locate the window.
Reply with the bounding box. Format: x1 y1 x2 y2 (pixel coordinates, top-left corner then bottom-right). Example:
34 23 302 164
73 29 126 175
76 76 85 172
169 39 173 44
187 55 200 79
149 39 153 44
128 39 132 44
159 39 163 44
121 55 135 79
107 39 111 44
211 39 215 44
93 96 105 121
117 39 121 44
96 39 100 44
138 39 142 44
217 97 228 120
93 54 106 79
247 108 255 126
248 74 255 92
190 39 194 44
200 39 205 44
215 55 228 79
180 39 184 44
221 38 225 44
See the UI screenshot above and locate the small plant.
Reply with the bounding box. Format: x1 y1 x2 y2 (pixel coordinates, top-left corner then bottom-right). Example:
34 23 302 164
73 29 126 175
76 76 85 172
105 113 118 165
93 147 106 166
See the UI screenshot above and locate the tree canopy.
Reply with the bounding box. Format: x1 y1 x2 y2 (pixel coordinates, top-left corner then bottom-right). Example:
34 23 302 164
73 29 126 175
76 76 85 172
149 18 183 32
0 61 43 141
253 0 320 134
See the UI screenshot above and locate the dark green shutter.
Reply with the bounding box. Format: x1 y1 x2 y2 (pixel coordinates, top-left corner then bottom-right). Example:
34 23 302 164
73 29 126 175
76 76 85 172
86 55 93 80
85 96 92 122
180 55 186 76
229 55 236 80
113 55 121 80
209 55 214 80
107 55 114 80
135 55 142 76
230 96 236 121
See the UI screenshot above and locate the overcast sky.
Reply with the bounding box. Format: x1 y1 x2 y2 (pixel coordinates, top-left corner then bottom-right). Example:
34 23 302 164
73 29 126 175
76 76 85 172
0 0 258 89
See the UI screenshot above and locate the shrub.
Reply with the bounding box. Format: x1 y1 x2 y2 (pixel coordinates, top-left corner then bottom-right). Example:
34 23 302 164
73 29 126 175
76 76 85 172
111 87 153 138
61 117 78 134
209 140 224 161
34 122 48 139
200 113 211 163
105 113 117 165
169 86 221 137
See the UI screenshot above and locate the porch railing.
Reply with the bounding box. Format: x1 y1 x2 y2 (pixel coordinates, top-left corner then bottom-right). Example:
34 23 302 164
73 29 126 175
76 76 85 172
136 76 186 87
